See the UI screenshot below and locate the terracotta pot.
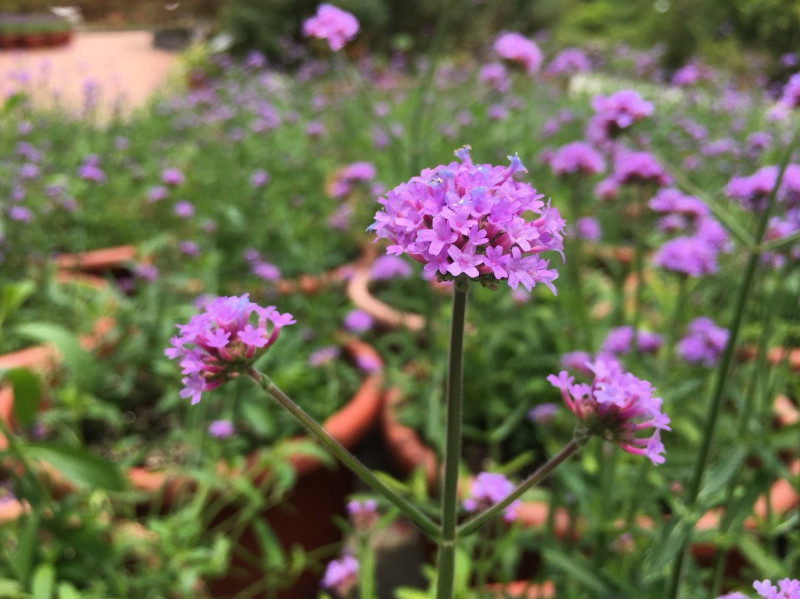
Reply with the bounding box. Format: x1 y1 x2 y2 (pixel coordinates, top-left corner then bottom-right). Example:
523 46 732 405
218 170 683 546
55 244 139 275
482 580 555 598
1 339 383 598
0 34 18 49
347 266 426 332
21 33 48 48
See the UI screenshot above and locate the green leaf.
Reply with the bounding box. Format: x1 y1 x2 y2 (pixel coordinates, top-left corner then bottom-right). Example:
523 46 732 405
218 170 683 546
56 582 81 599
251 519 286 570
26 444 126 491
545 548 615 596
14 323 97 391
239 399 275 438
31 564 55 599
7 513 38 583
697 445 748 505
737 536 784 579
4 369 42 429
0 281 35 322
643 519 693 579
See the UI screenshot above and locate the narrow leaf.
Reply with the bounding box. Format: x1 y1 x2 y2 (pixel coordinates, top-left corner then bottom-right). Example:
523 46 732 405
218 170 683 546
26 443 126 491
5 369 42 429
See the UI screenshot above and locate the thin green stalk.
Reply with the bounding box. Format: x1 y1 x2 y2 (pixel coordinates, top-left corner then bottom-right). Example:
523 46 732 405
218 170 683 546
631 185 650 348
661 276 688 380
566 180 593 349
707 262 789 598
593 441 617 569
435 276 469 599
249 371 440 540
458 438 582 538
663 129 798 599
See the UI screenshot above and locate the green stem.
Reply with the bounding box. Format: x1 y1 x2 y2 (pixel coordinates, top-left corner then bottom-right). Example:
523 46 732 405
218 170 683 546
249 371 440 540
661 276 688 380
458 438 582 538
631 185 649 349
435 276 469 599
663 128 798 599
567 179 593 349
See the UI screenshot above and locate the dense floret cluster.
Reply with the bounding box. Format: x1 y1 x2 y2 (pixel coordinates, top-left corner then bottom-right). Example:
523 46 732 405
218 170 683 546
370 147 565 292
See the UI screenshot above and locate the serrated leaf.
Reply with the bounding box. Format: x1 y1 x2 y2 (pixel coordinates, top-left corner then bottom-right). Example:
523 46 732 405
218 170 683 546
4 369 42 428
26 443 126 491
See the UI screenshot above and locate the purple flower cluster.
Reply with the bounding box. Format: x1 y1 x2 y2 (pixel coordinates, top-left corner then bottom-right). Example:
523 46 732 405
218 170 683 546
546 48 591 77
478 62 511 93
162 168 185 186
574 217 602 241
165 295 295 404
244 249 281 282
726 165 800 211
309 345 340 367
370 147 565 293
369 255 412 280
600 325 663 356
302 4 359 52
586 90 654 143
328 161 376 199
548 358 670 465
650 188 730 276
610 151 671 187
207 419 235 438
549 142 605 176
343 309 373 333
463 472 521 522
321 554 359 595
347 499 379 530
719 578 800 599
778 73 800 110
677 317 728 367
493 32 543 75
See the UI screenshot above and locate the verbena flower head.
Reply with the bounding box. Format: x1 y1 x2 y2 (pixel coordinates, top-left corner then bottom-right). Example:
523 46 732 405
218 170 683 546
321 554 359 595
207 419 235 438
612 151 671 187
718 578 800 599
677 317 728 367
347 499 379 530
548 357 670 464
369 255 412 280
493 32 543 75
653 236 721 277
165 295 295 404
463 472 521 522
574 216 602 241
302 4 359 52
478 62 511 93
587 89 654 142
370 146 565 293
546 48 591 77
550 142 605 177
528 402 558 424
779 73 800 109
343 309 373 333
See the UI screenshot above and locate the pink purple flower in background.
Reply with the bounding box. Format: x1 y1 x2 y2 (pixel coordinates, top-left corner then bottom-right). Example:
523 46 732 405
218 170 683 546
595 177 620 201
208 419 235 439
778 73 800 109
8 206 32 223
493 32 543 75
321 554 359 596
250 169 270 188
179 241 200 257
344 309 374 333
612 151 671 187
165 295 295 404
653 236 721 277
251 261 281 282
677 317 729 367
548 357 670 464
347 499 379 530
487 103 509 121
463 472 521 522
134 264 159 282
77 162 106 183
147 185 168 203
302 4 359 52
306 120 325 137
173 201 195 219
309 345 340 367
574 217 602 241
586 89 653 143
162 168 185 186
546 48 591 77
718 578 800 599
354 351 381 374
328 204 352 230
549 142 605 176
560 351 593 376
369 255 412 280
370 146 565 293
328 162 376 199
478 62 511 93
528 402 559 424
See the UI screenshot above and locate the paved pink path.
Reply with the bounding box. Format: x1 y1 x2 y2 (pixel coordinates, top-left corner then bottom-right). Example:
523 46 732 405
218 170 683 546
0 31 177 117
